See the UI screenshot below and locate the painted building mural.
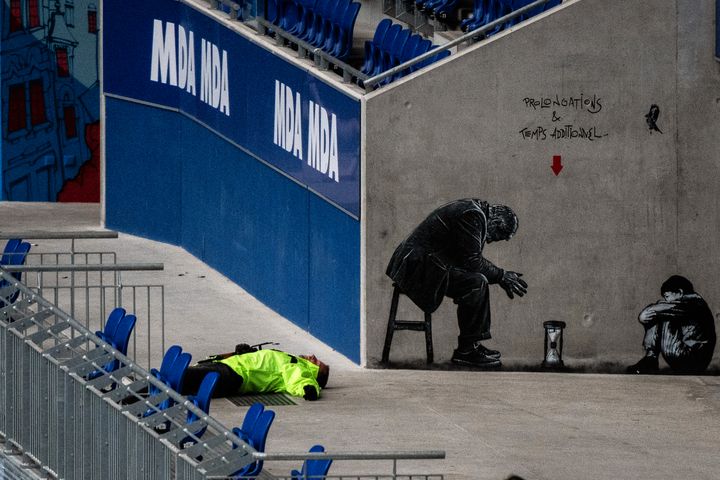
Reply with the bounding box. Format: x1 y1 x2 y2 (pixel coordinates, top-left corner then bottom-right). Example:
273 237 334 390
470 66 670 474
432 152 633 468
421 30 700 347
1 0 99 201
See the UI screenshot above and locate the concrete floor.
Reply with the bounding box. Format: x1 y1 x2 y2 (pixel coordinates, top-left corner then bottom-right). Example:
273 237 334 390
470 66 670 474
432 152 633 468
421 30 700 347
1 201 719 480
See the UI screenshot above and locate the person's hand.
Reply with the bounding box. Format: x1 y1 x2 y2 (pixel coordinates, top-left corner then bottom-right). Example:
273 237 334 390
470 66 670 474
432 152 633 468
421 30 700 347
303 385 318 401
500 271 527 299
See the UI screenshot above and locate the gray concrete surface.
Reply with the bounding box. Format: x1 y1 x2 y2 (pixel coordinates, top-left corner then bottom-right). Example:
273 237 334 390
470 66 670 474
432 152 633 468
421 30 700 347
363 0 720 367
2 201 720 479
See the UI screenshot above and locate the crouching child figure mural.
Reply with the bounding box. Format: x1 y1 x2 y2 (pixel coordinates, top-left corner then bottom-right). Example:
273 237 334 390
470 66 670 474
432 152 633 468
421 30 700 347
627 275 716 374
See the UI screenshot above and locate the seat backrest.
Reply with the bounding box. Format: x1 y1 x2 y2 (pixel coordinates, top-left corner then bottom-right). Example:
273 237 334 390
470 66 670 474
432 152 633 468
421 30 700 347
249 410 275 452
266 0 279 23
159 345 183 378
412 38 433 69
194 371 219 414
167 352 192 392
231 409 276 478
1 239 21 266
329 0 349 26
391 28 411 60
341 2 360 32
241 402 265 435
318 0 334 20
400 34 421 64
302 445 333 480
112 313 136 356
103 306 126 338
372 18 392 46
334 2 361 58
381 24 401 54
9 242 31 282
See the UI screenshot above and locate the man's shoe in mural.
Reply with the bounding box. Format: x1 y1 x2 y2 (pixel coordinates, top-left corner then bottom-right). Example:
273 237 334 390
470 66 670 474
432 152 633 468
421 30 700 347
626 355 659 374
471 341 501 359
451 345 502 368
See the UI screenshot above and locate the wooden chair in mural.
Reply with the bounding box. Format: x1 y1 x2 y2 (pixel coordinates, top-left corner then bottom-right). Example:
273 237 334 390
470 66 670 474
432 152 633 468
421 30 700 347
381 283 434 364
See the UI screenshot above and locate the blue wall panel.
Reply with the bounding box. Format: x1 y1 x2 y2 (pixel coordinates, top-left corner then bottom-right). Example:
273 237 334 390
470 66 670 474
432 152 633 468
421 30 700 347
105 99 183 245
105 98 360 363
308 196 361 358
179 119 310 325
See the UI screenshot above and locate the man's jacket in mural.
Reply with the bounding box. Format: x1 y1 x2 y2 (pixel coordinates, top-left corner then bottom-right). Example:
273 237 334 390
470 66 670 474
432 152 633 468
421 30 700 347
386 198 504 313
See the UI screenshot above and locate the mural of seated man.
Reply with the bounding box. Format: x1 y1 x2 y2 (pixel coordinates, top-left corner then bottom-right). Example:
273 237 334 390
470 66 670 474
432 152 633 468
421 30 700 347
386 198 527 368
181 346 330 401
627 275 716 374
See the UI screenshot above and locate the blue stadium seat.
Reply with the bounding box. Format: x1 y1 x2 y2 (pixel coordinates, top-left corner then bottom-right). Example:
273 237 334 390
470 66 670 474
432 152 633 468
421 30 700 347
373 23 401 76
266 0 280 24
0 239 21 266
288 0 316 36
303 0 333 43
180 371 220 447
145 350 192 417
149 345 182 389
461 0 492 32
231 409 276 478
280 0 301 32
361 18 392 75
381 28 411 84
410 38 432 72
234 402 265 442
327 1 360 59
0 240 30 308
396 33 421 78
313 0 348 48
95 307 127 343
87 313 137 381
433 0 461 22
290 445 332 480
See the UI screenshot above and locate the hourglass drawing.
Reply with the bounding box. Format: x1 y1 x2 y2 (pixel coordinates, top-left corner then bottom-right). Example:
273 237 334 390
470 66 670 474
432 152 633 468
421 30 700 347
542 320 566 368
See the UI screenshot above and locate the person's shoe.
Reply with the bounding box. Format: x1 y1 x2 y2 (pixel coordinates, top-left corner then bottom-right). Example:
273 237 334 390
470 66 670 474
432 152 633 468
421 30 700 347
626 356 659 374
472 341 501 359
451 346 502 368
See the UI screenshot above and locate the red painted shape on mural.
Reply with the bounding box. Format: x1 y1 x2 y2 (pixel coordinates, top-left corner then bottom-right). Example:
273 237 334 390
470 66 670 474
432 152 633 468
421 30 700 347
551 155 563 176
57 121 100 202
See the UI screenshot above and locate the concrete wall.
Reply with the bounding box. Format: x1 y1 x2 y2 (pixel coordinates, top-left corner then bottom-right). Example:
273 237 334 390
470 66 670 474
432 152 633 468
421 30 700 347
364 0 719 368
677 0 720 310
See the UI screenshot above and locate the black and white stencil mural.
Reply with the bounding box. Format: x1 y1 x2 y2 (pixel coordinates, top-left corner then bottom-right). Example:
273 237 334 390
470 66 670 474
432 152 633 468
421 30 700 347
627 275 716 374
385 199 527 368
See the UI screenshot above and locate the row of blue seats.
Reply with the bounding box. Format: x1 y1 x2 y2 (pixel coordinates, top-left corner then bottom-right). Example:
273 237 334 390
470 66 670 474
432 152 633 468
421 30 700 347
362 19 450 84
411 0 560 30
268 0 361 60
461 0 562 32
1 239 31 308
146 344 333 479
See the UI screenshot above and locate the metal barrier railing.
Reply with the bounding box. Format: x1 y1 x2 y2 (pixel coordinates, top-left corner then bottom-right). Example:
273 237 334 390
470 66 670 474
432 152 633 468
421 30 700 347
4 264 166 369
0 269 447 479
0 268 260 480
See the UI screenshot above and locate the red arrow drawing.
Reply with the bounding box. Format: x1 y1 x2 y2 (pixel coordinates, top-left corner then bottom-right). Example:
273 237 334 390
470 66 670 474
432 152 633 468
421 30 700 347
551 155 563 176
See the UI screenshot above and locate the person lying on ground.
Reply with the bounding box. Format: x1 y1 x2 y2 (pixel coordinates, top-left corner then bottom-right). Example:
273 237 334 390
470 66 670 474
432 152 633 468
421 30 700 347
180 346 330 401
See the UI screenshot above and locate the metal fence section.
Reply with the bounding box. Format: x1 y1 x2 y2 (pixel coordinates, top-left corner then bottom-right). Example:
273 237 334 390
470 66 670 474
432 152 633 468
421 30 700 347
0 268 259 480
1 231 166 367
5 263 166 369
0 269 447 480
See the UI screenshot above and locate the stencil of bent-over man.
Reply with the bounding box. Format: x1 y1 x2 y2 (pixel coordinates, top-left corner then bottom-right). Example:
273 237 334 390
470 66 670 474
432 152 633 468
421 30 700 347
627 275 716 374
386 199 527 368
